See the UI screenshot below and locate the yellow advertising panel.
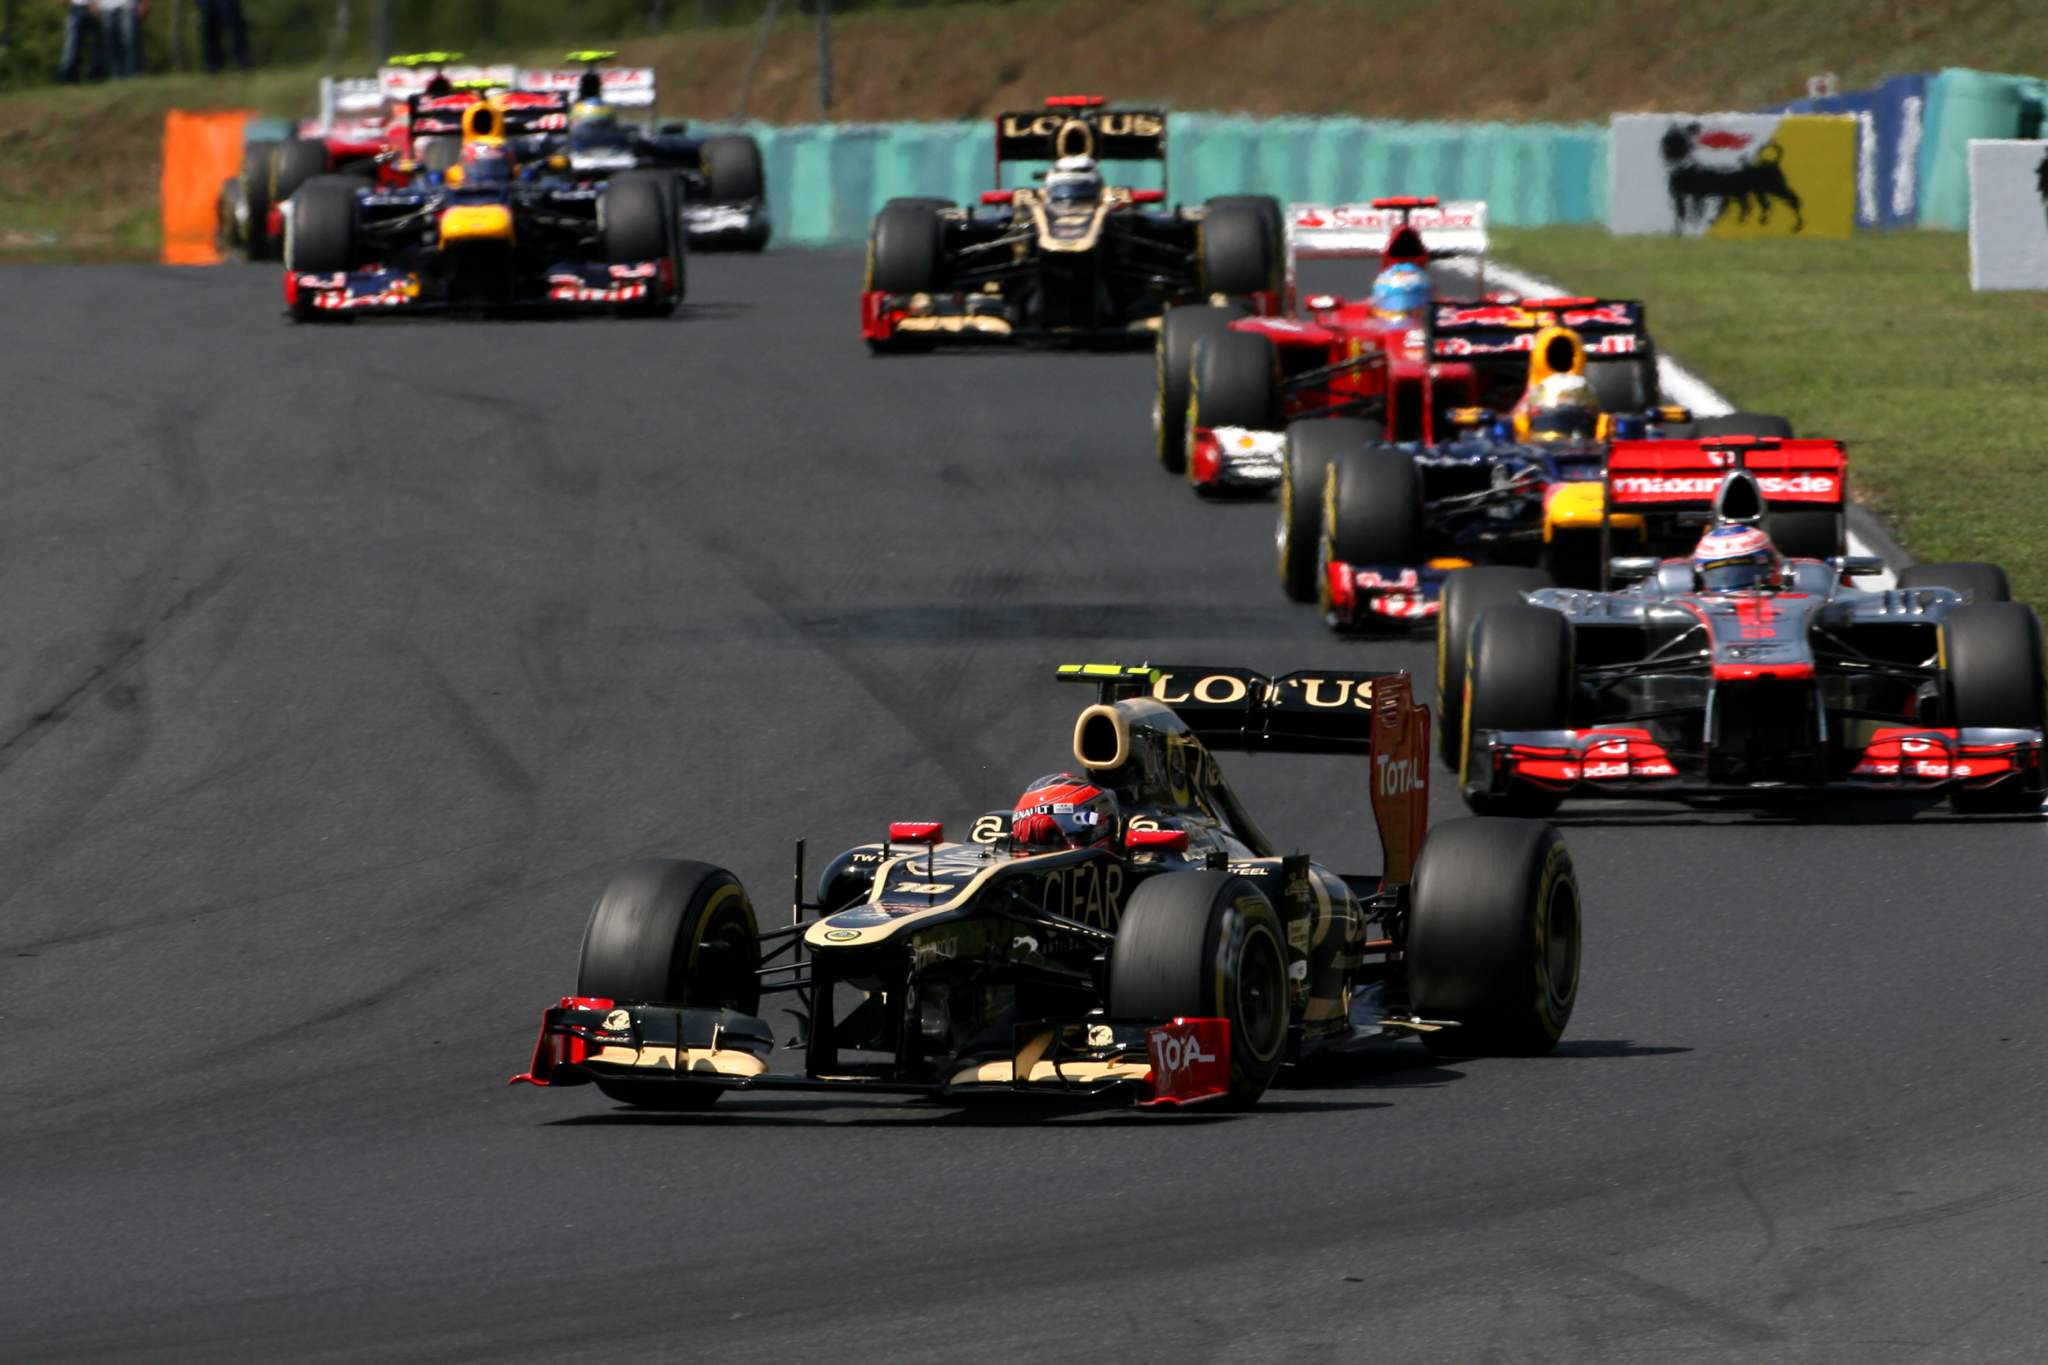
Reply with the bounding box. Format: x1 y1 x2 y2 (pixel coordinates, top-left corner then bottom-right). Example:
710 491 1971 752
1702 114 1856 239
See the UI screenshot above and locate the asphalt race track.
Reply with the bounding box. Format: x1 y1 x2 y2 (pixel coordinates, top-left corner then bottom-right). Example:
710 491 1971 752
3 251 2046 1363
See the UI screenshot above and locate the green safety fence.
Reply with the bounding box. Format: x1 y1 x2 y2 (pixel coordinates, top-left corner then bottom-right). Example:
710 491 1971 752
718 114 1607 247
1917 67 2048 231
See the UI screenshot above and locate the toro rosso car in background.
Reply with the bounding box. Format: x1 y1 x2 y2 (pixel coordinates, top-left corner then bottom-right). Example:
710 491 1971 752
512 662 1583 1113
1155 200 1658 510
861 97 1281 349
283 93 683 320
1438 471 2045 816
515 52 769 251
1315 361 1845 630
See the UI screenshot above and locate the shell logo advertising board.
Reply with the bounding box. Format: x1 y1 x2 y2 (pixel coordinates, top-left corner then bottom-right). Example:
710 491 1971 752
1967 139 2048 290
1609 113 1858 238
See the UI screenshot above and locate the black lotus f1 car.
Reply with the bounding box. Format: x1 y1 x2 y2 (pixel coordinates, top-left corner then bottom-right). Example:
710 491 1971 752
860 97 1281 349
514 662 1583 1112
1439 473 2047 815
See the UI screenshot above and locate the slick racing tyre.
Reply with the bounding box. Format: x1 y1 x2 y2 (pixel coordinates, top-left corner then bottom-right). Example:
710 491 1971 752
1899 561 2013 604
1694 411 1794 440
1205 195 1283 289
1109 872 1289 1107
603 175 678 317
237 138 279 258
1586 353 1658 416
283 175 358 275
1189 328 1278 444
1199 196 1281 297
1320 446 1423 618
1277 419 1380 602
701 134 766 206
1155 303 1247 473
271 138 329 218
1436 566 1554 769
1462 602 1573 817
868 198 943 293
1408 818 1581 1056
1764 508 1845 561
1942 602 2047 813
577 859 764 1109
612 169 688 304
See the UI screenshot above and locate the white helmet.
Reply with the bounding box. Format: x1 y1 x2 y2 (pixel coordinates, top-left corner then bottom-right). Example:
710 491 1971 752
1044 154 1103 208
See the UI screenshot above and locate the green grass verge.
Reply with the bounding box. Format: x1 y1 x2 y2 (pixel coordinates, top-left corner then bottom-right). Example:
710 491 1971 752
1498 227 2048 603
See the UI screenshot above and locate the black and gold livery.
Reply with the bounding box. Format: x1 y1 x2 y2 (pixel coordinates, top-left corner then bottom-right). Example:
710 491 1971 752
860 98 1281 348
514 663 1583 1111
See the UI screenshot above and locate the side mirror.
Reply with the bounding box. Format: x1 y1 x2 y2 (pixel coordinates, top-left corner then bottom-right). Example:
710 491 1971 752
1125 827 1190 854
887 821 943 845
1130 188 1164 204
1608 556 1661 583
980 189 1016 206
1828 555 1886 577
1657 404 1693 424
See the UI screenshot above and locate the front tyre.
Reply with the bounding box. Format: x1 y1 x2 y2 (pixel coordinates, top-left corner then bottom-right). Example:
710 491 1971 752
1944 601 2047 814
1109 872 1290 1106
1436 567 1554 769
1277 418 1380 603
1155 304 1246 472
1408 817 1581 1055
576 859 763 1109
1462 602 1573 817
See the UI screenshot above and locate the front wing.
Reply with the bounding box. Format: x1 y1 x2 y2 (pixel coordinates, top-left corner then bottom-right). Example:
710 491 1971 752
1464 724 2046 803
286 257 676 318
511 997 1235 1108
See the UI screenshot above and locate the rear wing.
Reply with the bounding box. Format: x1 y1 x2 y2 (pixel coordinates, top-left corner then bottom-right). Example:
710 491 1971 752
408 91 483 139
516 66 657 110
378 62 515 101
493 90 573 137
1430 297 1649 362
1057 662 1429 883
994 99 1168 187
310 76 388 135
1605 437 1848 512
1285 197 1487 301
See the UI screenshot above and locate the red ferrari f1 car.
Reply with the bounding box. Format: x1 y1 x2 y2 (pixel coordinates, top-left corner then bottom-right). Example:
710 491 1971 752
514 662 1583 1111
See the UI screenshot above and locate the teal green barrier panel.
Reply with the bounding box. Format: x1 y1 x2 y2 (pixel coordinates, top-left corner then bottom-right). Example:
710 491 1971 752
725 115 1606 247
1918 67 2048 230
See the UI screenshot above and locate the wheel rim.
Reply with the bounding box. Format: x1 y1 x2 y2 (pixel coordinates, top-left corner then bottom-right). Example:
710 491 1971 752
1234 921 1287 1062
1538 871 1581 1015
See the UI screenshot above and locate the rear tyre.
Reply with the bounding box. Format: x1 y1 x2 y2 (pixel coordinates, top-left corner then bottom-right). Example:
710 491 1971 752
701 134 766 204
603 176 677 317
271 138 329 221
1765 508 1846 561
1155 303 1247 472
1437 567 1555 768
237 138 279 257
1899 561 2012 604
577 859 764 1109
1695 411 1794 439
1408 818 1580 1055
1586 355 1656 416
1462 602 1573 817
1943 602 2046 814
1199 198 1280 296
1109 872 1290 1106
282 175 358 275
1277 418 1380 603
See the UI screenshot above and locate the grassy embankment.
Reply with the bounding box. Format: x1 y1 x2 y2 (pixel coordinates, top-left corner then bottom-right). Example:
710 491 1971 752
5 0 2048 255
1502 228 2048 604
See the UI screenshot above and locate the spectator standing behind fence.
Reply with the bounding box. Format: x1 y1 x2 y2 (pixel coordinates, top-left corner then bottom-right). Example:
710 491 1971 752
58 0 108 83
198 0 250 72
96 0 145 78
